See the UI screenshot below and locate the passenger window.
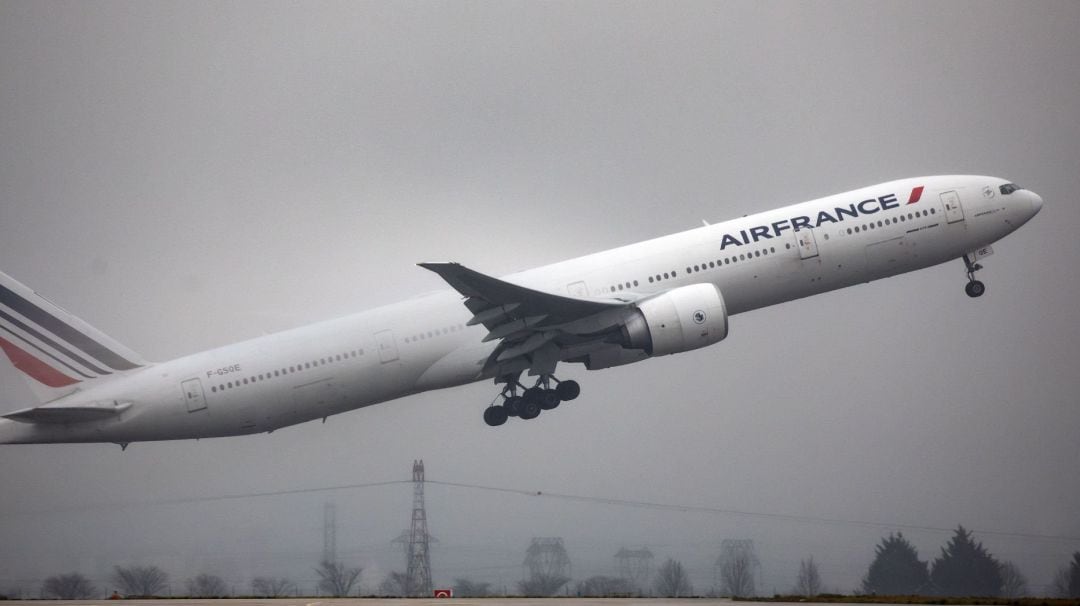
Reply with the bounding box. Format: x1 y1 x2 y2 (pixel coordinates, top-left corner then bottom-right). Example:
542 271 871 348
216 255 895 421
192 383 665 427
648 276 654 283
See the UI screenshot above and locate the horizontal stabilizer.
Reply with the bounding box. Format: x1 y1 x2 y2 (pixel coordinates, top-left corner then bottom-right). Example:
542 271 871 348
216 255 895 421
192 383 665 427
3 401 131 424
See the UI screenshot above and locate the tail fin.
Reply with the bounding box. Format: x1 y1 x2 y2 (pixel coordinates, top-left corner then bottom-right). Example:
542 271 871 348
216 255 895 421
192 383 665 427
0 270 148 403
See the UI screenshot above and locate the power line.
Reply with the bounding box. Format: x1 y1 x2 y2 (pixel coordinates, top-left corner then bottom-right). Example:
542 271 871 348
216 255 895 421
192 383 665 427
423 479 1080 544
5 476 1078 545
3 480 411 517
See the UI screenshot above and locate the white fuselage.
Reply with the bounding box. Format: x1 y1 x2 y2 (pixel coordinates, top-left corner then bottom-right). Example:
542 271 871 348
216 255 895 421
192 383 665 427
0 175 1042 444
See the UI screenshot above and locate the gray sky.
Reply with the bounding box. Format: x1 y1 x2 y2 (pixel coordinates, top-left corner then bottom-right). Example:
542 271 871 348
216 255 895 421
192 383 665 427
1 0 1078 597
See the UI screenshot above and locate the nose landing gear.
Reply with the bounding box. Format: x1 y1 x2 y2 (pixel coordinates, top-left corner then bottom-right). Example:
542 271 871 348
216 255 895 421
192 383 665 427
483 375 580 426
963 253 986 298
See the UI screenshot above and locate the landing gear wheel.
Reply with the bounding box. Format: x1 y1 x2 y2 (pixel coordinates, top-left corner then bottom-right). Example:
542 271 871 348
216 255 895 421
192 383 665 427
504 396 523 417
518 398 541 420
962 254 986 299
555 380 580 401
965 280 985 298
538 389 561 410
483 406 508 426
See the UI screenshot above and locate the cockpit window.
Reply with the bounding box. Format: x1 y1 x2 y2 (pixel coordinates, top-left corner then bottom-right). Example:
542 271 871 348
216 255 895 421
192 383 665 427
1000 183 1022 195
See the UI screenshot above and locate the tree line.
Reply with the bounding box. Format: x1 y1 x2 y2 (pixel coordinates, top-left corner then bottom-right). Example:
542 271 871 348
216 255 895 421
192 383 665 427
18 533 1080 599
863 527 1079 598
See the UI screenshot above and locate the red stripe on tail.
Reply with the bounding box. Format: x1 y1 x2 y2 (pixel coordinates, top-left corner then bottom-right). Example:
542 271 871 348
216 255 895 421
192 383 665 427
0 335 80 387
908 186 924 205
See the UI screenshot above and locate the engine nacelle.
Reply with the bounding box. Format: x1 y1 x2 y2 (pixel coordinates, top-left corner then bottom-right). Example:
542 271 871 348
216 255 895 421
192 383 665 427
624 283 728 357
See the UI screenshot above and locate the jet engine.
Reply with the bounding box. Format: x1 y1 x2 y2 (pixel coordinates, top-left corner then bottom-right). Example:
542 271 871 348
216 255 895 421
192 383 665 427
623 283 728 356
583 283 728 370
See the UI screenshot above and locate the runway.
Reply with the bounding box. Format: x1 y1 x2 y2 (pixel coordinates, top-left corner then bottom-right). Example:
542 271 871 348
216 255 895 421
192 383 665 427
0 599 746 606
0 596 954 600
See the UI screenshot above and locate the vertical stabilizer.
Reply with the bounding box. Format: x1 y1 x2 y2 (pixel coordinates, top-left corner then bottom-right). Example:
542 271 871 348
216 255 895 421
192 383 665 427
0 270 148 403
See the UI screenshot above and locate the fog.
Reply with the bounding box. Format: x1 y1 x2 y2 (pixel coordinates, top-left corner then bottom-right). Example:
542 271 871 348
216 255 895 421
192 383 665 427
1 0 1078 597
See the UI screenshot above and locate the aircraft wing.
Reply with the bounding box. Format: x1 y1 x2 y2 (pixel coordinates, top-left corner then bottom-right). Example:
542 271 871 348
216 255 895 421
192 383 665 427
3 401 131 424
419 262 639 377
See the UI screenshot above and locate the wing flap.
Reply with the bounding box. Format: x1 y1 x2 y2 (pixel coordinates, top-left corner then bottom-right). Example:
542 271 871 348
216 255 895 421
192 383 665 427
420 262 640 378
419 263 622 327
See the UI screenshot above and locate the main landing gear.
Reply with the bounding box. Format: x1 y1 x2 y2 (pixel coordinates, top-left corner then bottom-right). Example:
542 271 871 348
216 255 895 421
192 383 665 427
483 376 581 427
962 253 986 298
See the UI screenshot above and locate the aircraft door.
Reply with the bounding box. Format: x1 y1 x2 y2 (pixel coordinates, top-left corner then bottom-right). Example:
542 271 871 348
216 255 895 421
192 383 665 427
940 190 965 224
796 228 820 259
567 281 589 297
375 329 399 363
182 378 207 412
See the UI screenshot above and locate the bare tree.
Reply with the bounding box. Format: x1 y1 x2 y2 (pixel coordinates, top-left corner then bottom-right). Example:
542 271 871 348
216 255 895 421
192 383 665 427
720 550 756 597
453 578 492 597
576 575 634 597
378 571 409 597
111 565 168 597
654 558 693 597
251 577 295 597
517 573 570 596
42 573 96 599
998 561 1028 598
1058 552 1080 598
315 559 361 597
185 573 227 597
794 557 822 597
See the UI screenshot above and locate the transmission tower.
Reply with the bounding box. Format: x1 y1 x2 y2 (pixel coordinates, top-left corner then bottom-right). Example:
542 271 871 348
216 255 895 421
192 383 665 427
322 502 336 563
524 537 571 580
615 547 653 592
399 460 433 596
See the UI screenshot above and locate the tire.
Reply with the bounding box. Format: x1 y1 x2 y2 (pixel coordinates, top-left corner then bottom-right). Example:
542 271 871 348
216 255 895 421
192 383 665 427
518 399 541 420
538 389 561 410
504 396 523 417
555 380 581 401
965 280 986 298
483 406 508 426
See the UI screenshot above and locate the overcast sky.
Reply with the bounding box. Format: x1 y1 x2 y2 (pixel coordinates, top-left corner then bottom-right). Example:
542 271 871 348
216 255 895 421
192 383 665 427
1 0 1078 597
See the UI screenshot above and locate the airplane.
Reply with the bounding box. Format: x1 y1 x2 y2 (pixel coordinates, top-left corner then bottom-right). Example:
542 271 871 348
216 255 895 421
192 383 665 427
0 175 1043 446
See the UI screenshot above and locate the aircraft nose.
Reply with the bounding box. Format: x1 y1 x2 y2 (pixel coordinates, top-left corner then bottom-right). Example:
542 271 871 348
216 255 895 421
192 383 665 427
1029 191 1044 215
